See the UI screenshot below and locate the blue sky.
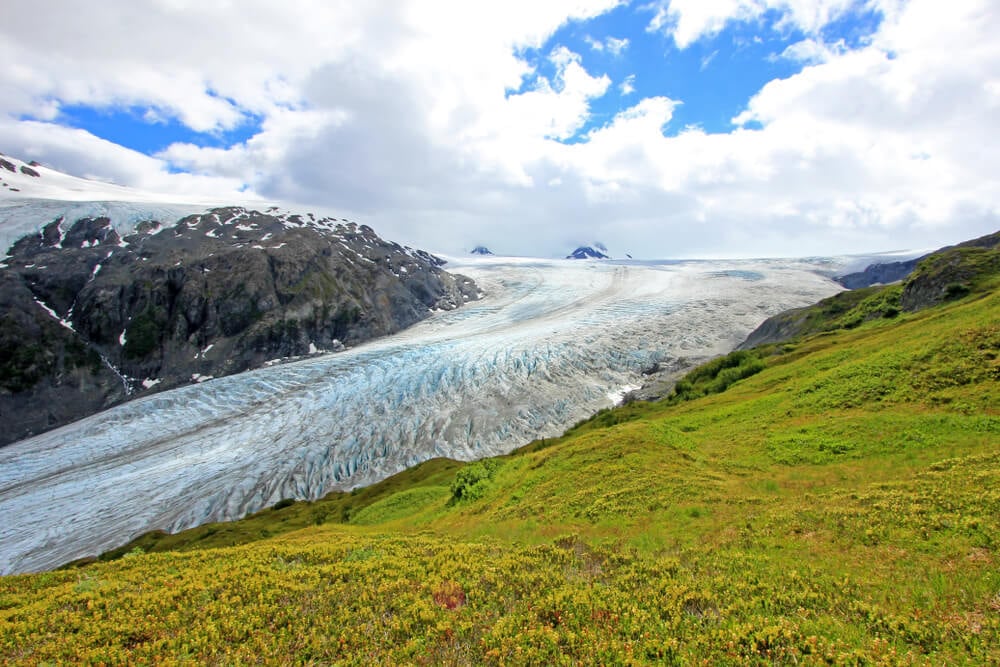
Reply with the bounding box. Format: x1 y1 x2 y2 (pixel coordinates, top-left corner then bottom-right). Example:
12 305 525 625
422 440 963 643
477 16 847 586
42 3 885 156
517 3 810 138
45 104 263 157
1 0 997 258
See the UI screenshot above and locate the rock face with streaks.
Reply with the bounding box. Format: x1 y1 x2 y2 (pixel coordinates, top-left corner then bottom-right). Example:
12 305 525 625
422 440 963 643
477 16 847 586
0 207 479 445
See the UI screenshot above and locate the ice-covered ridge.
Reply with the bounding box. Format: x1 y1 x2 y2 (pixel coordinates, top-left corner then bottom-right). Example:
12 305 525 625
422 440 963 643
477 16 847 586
0 154 213 205
0 199 389 261
0 154 220 252
0 257 842 574
0 156 368 255
0 200 208 258
173 206 398 255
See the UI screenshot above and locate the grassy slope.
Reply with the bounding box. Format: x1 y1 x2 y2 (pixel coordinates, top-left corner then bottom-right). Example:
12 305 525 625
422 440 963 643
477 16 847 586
1 263 998 664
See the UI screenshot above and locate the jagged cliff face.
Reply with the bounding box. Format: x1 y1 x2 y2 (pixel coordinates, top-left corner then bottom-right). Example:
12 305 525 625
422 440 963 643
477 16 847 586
0 207 479 445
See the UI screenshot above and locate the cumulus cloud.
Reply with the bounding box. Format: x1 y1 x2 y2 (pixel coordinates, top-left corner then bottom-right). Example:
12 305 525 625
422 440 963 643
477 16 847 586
646 0 860 48
585 35 631 55
0 0 997 258
620 74 637 96
0 119 251 200
777 38 848 63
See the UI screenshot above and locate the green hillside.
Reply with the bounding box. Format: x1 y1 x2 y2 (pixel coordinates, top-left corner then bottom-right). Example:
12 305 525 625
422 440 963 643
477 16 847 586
2 248 998 665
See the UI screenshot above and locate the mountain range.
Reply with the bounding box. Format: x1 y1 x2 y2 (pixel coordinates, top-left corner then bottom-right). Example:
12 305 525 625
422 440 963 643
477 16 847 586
0 155 480 445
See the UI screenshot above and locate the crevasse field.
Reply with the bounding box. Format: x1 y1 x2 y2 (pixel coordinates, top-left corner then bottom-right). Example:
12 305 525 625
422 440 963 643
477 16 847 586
0 254 840 574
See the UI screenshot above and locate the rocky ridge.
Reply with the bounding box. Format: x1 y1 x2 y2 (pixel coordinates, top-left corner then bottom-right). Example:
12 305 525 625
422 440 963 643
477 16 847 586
834 230 1000 289
834 257 921 289
740 230 999 349
0 207 480 446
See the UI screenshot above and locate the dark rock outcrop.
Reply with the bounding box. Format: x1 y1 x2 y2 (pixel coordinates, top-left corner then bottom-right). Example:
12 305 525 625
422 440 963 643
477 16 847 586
742 230 1000 349
0 207 480 446
470 246 494 256
899 232 1000 311
835 230 1000 289
0 270 125 441
737 304 819 350
835 258 920 289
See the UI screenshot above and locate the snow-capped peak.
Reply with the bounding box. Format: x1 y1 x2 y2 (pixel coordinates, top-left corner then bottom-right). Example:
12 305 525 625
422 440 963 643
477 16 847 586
0 153 228 207
0 152 236 254
566 244 610 260
0 152 357 256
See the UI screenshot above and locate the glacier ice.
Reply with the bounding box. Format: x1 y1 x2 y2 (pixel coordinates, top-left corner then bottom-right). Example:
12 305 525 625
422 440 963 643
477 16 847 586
0 257 842 574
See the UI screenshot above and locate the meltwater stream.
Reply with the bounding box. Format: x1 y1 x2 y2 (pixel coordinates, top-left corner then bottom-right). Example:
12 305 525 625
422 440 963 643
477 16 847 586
0 257 841 573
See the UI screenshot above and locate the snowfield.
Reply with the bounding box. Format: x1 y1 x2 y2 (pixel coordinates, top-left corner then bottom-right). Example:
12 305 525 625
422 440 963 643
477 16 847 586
0 254 842 574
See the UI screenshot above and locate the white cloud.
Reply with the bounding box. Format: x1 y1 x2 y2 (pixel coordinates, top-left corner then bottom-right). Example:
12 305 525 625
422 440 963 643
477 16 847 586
0 119 250 200
607 37 631 56
647 0 761 48
0 0 997 258
620 74 637 96
777 38 847 63
646 0 861 48
585 35 630 55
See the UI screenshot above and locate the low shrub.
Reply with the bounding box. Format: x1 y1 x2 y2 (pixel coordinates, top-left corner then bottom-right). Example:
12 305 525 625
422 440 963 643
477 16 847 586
450 459 502 503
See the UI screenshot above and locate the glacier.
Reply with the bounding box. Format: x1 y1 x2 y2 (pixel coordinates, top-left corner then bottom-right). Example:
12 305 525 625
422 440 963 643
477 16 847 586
0 255 842 574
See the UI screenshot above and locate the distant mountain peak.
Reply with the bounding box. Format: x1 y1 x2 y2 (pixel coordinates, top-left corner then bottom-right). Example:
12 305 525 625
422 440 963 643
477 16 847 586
470 246 494 256
566 245 609 260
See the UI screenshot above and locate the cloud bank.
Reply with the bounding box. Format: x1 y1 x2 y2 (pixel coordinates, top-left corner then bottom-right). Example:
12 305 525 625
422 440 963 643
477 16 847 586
0 0 997 258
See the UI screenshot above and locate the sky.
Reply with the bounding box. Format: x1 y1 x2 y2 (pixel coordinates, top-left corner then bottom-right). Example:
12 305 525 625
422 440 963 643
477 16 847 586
0 0 998 259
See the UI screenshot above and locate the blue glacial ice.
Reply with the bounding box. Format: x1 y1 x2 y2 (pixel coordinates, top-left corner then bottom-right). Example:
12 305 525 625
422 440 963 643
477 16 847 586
0 256 843 573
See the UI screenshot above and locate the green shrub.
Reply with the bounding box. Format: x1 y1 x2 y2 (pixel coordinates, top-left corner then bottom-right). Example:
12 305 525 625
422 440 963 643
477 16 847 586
944 283 970 300
835 284 903 329
450 459 502 503
0 342 50 391
669 350 766 403
123 307 164 359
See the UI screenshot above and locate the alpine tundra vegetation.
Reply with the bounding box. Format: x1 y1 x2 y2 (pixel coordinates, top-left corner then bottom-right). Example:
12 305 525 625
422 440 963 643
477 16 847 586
1 235 997 664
